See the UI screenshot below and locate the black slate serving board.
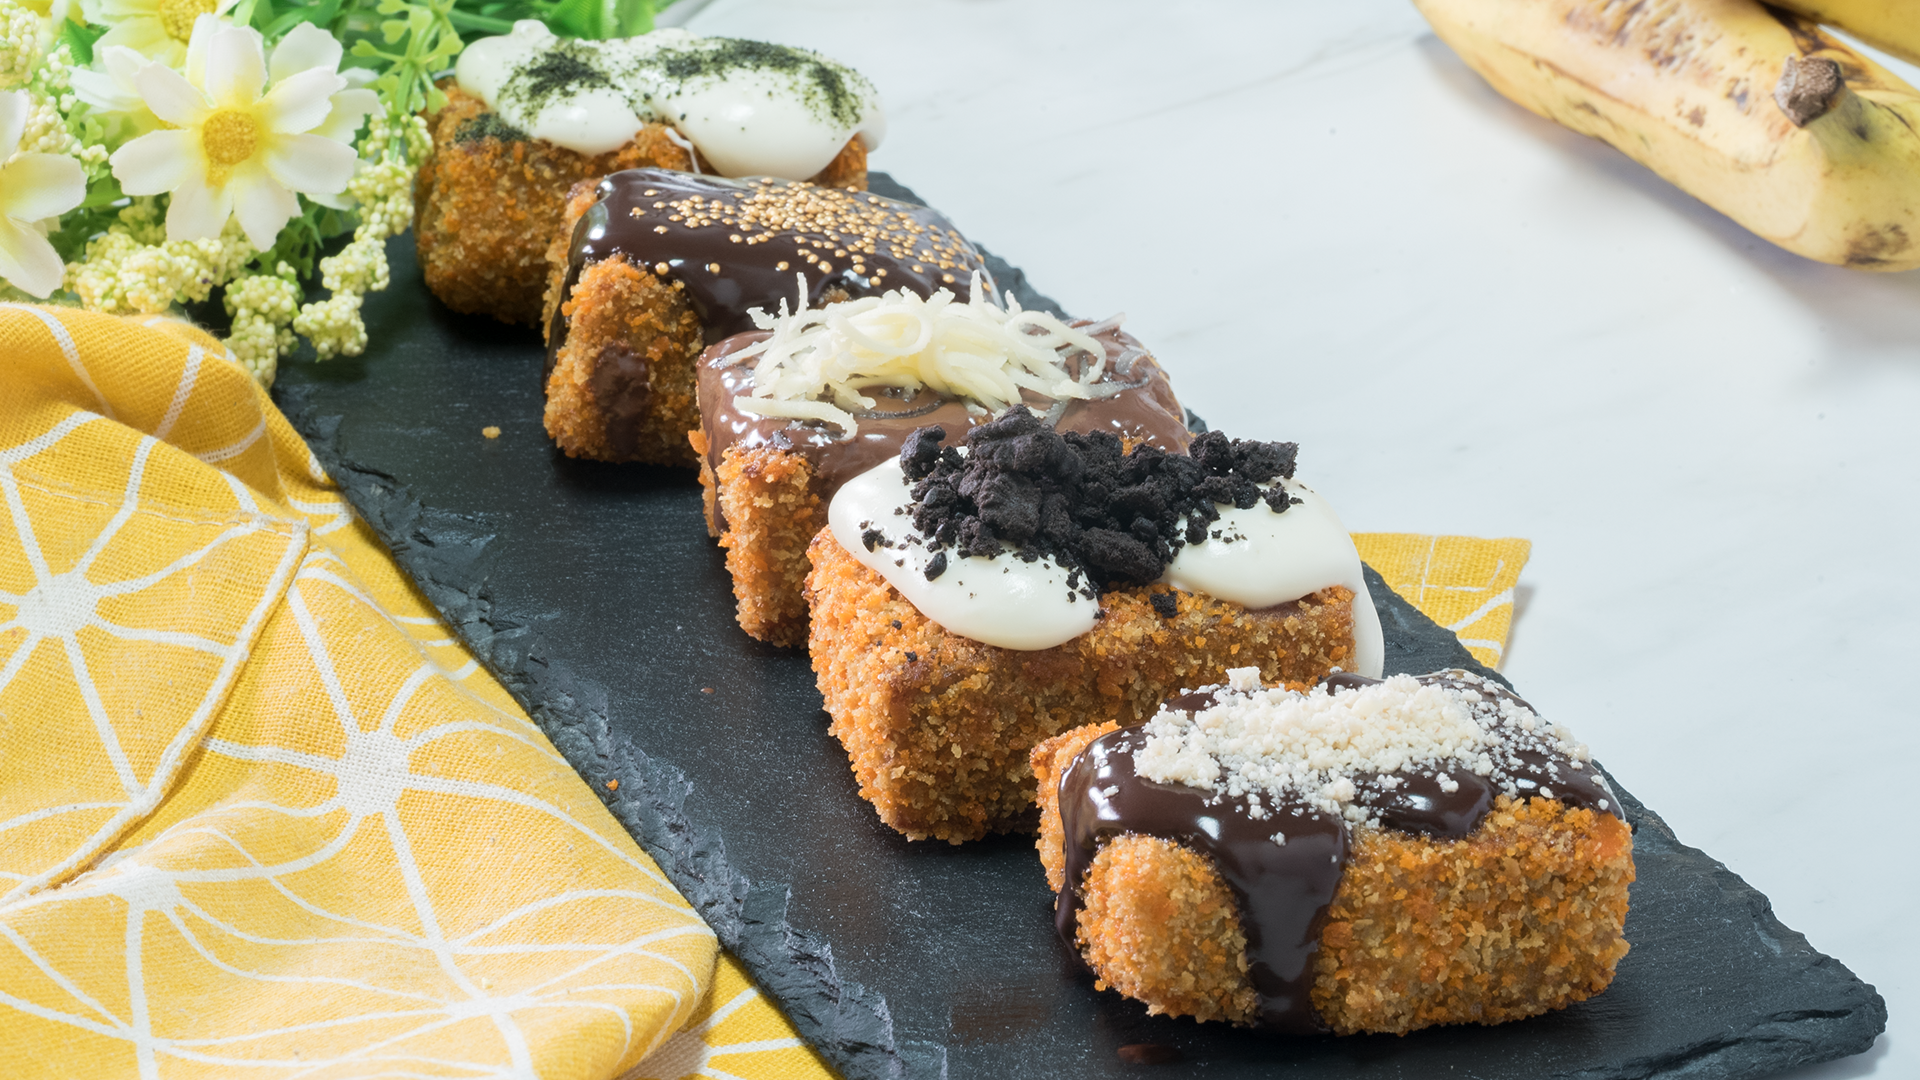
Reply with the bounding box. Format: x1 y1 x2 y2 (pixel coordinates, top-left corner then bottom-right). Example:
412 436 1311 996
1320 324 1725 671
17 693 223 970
271 176 1883 1079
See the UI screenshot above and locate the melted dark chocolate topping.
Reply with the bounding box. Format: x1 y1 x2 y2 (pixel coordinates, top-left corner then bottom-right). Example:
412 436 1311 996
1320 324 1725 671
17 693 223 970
1057 725 1346 1034
1056 670 1620 1031
694 325 1192 508
548 169 995 369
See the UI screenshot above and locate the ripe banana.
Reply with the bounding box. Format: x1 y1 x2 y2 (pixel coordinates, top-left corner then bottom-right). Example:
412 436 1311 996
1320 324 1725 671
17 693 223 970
1411 0 1920 270
1771 0 1920 68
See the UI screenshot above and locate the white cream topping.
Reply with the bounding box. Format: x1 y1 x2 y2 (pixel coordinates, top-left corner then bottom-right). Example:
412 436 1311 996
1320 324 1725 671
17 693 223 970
826 458 1383 667
1163 481 1383 677
454 21 885 176
829 459 1098 650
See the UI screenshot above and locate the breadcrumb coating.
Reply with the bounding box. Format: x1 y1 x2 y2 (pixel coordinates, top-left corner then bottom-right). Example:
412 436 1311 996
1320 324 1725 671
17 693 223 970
709 444 819 646
415 87 695 326
1032 722 1635 1034
542 253 703 465
805 530 1355 843
1314 796 1633 1034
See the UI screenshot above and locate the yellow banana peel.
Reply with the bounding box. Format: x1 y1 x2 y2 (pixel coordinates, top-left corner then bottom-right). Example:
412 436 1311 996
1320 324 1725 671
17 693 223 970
1413 0 1920 270
1771 0 1920 68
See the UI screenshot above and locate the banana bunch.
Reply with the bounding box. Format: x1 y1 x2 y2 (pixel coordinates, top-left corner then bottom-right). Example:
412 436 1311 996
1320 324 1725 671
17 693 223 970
1411 0 1920 271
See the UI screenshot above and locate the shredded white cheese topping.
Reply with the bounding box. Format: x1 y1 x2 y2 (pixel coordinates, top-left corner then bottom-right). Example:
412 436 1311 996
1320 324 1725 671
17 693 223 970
1134 669 1598 826
730 273 1133 437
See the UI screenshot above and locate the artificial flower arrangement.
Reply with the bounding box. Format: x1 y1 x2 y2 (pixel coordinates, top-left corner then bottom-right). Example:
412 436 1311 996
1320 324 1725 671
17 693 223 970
0 0 678 384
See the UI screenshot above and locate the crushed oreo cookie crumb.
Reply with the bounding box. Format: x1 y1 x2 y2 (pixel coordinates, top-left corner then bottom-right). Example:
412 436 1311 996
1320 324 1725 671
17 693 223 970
924 551 948 580
861 527 884 552
896 411 1300 597
1150 592 1178 619
903 650 917 661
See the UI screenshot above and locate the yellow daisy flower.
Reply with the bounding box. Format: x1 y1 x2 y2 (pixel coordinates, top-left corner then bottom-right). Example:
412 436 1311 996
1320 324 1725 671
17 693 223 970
108 18 367 251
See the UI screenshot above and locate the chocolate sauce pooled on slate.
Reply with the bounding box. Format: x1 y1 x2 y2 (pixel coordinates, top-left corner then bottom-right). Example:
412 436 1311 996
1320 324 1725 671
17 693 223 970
547 168 994 371
1057 725 1347 1034
1055 670 1621 1032
695 325 1192 503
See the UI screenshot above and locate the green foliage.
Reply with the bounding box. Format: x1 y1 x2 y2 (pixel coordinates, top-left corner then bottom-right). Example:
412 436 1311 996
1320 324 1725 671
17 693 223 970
57 18 108 67
447 0 679 42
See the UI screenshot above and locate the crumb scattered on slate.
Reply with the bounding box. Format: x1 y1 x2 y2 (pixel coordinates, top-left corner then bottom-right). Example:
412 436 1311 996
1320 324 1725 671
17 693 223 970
483 425 501 439
898 410 1300 598
1117 1043 1182 1065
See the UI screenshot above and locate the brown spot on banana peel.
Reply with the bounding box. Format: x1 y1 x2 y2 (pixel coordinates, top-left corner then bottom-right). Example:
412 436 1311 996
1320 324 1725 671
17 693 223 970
1728 79 1751 113
1844 224 1911 268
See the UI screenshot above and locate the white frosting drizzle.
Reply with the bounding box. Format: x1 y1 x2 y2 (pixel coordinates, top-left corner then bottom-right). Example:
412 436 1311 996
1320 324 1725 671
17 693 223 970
828 459 1098 650
453 21 886 177
1163 482 1383 677
827 459 1384 673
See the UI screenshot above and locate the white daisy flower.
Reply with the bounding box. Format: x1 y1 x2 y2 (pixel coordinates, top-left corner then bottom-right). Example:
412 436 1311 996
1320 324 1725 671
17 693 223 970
109 17 364 251
71 44 163 134
0 89 85 298
82 0 238 68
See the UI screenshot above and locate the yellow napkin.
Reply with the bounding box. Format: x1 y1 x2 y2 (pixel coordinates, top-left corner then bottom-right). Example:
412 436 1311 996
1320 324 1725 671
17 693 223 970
0 305 1527 1078
0 308 737 1078
1353 532 1531 670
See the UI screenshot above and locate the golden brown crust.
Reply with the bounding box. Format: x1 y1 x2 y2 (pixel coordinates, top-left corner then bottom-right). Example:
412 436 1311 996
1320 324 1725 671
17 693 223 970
710 445 821 647
541 254 703 465
415 87 695 326
1314 797 1634 1035
809 136 869 191
1078 834 1260 1024
804 529 1355 843
1031 732 1635 1034
1031 722 1121 892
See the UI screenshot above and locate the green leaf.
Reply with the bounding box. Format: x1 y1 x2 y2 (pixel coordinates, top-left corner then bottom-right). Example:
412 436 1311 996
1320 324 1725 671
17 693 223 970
446 8 513 32
611 0 655 37
58 19 109 66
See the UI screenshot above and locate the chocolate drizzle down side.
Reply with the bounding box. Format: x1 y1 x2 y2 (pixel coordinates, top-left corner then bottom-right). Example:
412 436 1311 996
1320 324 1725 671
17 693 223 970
899 412 1300 596
1057 724 1345 1034
1055 671 1622 1032
547 168 994 374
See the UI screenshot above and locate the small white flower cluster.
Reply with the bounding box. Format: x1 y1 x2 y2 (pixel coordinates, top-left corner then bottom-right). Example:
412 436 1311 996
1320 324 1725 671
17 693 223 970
292 292 365 361
66 209 254 314
347 114 430 240
10 41 105 175
0 0 36 89
292 114 430 361
224 268 301 385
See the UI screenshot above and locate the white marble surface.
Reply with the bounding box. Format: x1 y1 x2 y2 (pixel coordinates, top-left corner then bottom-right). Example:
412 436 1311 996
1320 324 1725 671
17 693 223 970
680 1 1914 1075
